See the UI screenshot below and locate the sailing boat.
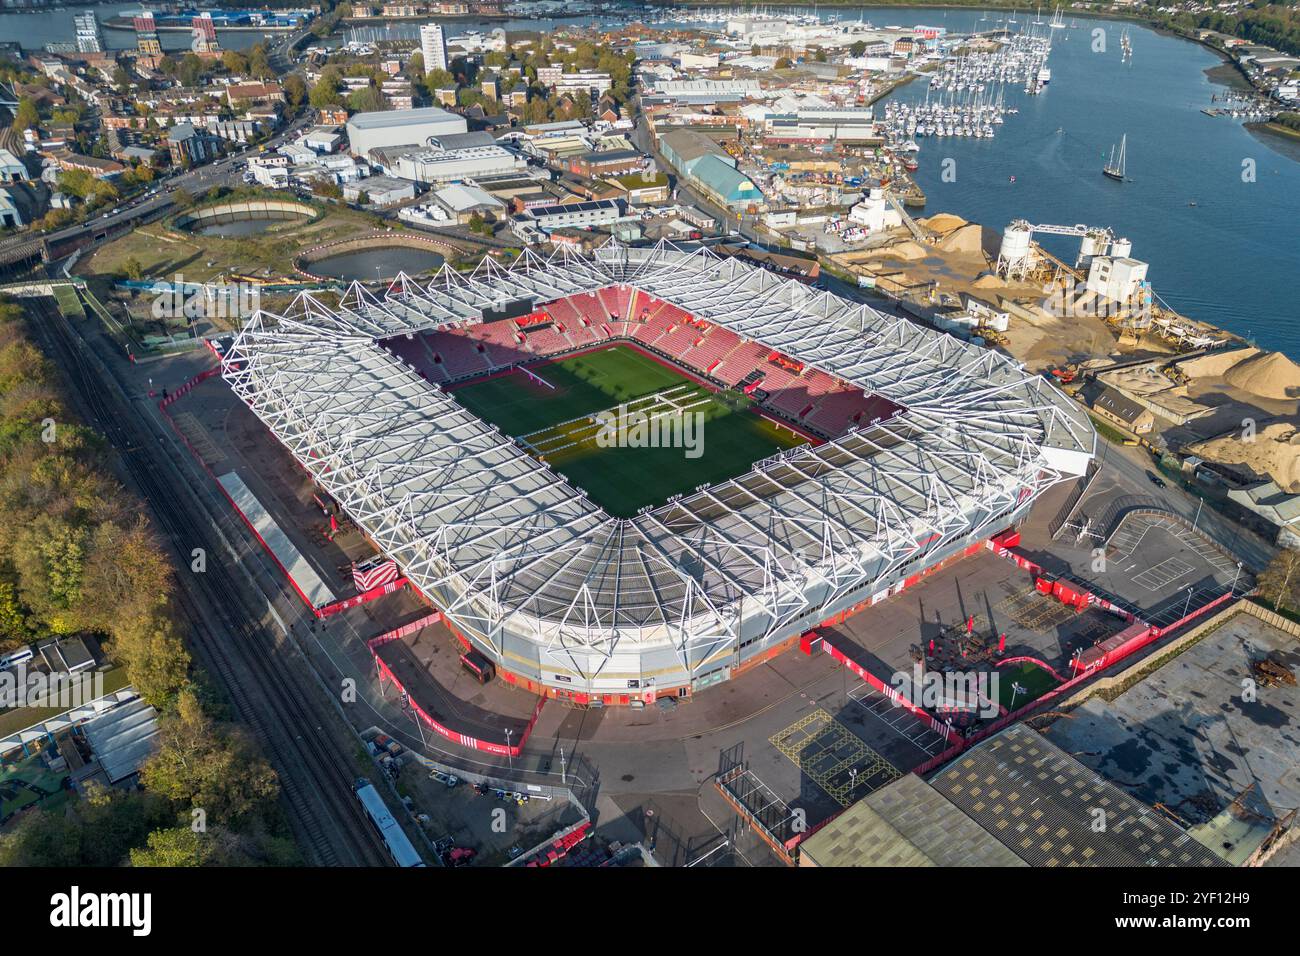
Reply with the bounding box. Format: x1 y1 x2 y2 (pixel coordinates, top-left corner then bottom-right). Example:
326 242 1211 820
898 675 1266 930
1103 134 1127 181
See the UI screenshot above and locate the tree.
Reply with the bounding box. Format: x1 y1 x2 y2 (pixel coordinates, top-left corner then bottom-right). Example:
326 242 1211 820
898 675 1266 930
110 613 190 708
248 44 274 81
0 579 28 647
283 74 307 110
178 54 205 87
81 518 172 633
130 827 218 867
11 514 88 634
141 690 280 827
775 56 793 70
221 50 250 75
309 67 343 109
424 67 454 90
120 257 143 281
13 96 39 132
1259 547 1300 613
347 86 385 114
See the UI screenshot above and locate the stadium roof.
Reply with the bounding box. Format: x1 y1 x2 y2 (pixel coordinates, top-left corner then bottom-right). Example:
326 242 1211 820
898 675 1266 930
223 242 1094 679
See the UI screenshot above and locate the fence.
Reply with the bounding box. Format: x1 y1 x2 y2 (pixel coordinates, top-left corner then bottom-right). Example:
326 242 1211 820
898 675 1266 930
818 638 963 744
366 615 547 758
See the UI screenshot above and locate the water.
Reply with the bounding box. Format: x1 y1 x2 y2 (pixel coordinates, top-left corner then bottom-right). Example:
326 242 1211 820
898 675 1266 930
0 2 282 52
309 247 444 282
875 11 1300 355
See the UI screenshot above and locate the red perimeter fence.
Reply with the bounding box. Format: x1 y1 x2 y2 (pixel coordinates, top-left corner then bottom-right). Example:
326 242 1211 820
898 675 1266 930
366 614 546 758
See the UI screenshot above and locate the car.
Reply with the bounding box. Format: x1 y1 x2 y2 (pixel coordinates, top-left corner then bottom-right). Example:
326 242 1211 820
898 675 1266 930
1146 471 1167 489
430 770 458 788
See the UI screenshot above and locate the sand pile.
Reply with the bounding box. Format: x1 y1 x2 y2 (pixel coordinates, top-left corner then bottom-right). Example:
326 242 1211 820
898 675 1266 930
936 222 983 255
1177 347 1260 381
972 273 1006 290
921 213 967 232
1223 350 1300 401
1191 420 1300 493
881 240 928 261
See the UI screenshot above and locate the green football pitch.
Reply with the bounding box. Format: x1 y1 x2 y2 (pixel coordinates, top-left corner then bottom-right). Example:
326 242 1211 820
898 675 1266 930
450 345 807 516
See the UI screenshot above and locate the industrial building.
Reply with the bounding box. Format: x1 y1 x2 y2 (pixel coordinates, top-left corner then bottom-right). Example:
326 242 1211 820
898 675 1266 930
642 79 763 106
346 107 468 159
659 129 762 209
803 723 1228 867
765 108 879 145
343 175 416 206
383 143 527 185
525 199 624 231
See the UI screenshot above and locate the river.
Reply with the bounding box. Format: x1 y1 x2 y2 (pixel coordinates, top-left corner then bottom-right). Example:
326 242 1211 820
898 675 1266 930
873 9 1300 356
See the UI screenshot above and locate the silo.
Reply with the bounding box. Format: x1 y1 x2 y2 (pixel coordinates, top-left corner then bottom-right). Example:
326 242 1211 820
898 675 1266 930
1111 237 1132 259
997 220 1034 279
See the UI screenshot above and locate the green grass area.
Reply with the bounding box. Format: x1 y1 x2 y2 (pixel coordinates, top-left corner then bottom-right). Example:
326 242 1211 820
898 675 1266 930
1086 413 1133 446
995 661 1060 710
451 345 806 516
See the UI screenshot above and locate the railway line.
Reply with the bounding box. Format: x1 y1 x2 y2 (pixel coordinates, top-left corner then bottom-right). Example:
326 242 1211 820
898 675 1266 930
26 296 394 868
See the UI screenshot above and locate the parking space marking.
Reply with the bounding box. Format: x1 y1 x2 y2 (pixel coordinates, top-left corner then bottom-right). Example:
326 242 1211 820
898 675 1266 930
1132 556 1196 591
847 685 948 757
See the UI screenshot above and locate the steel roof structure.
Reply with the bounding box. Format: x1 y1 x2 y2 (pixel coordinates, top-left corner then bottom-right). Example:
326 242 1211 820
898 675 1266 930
223 241 1095 688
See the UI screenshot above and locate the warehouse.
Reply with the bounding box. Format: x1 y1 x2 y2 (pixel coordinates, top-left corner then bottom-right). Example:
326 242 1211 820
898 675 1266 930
525 198 624 230
346 106 468 159
660 129 762 209
384 144 527 185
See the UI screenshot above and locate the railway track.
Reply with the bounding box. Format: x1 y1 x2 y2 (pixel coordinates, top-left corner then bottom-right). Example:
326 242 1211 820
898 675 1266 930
28 297 392 868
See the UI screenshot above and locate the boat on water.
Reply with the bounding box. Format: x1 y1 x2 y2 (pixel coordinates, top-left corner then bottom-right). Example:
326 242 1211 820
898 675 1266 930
1103 134 1127 181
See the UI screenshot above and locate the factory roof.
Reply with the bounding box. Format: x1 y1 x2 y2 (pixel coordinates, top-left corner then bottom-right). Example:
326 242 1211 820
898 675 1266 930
800 773 1027 867
347 106 462 130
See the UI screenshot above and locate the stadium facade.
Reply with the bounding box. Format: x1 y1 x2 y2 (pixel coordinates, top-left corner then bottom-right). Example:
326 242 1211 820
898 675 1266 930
223 242 1095 703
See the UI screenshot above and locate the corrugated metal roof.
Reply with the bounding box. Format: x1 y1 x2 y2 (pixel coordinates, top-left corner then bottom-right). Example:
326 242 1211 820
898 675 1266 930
82 698 160 784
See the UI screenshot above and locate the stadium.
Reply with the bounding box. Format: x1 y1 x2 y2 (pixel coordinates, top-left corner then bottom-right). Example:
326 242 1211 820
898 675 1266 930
222 242 1096 704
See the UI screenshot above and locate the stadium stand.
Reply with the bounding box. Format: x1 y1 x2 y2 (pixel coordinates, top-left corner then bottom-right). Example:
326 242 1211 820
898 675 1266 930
385 286 912 439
